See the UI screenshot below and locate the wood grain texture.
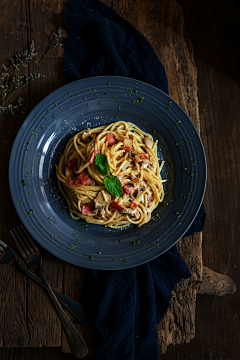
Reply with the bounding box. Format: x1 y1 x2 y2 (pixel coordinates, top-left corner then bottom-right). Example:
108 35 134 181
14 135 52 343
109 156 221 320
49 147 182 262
198 266 237 296
0 0 67 349
21 0 68 347
25 0 68 348
27 250 63 347
0 0 30 348
0 347 94 360
175 0 240 358
157 235 202 353
0 262 29 348
61 265 93 353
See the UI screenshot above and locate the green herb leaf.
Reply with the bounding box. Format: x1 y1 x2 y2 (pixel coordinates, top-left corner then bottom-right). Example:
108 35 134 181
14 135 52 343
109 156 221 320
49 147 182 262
104 175 123 197
95 153 109 176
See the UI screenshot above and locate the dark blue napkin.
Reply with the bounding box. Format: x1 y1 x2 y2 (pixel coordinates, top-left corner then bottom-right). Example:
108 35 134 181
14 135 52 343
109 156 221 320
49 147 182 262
64 1 206 359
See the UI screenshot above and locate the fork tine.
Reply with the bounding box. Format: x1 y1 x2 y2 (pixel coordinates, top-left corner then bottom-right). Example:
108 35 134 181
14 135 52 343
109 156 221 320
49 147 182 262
20 225 39 254
17 226 35 254
0 240 7 248
10 229 30 258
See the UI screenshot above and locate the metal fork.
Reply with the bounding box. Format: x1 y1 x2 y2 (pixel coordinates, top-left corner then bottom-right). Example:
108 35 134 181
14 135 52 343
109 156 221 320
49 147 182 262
10 225 88 359
0 238 83 322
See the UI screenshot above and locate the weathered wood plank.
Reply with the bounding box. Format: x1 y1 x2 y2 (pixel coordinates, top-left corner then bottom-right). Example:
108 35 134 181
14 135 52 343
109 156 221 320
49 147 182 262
176 1 240 358
0 261 29 348
157 234 202 354
0 347 94 360
61 264 93 353
0 348 25 360
0 0 67 348
25 0 67 346
27 249 63 347
198 266 237 296
0 0 30 348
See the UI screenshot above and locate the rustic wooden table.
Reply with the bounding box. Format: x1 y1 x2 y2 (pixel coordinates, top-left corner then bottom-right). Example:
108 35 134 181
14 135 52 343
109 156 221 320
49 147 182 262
0 0 239 359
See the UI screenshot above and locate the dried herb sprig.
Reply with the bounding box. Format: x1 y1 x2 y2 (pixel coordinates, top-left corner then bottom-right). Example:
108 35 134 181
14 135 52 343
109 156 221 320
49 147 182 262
0 41 44 116
0 27 65 117
37 27 65 67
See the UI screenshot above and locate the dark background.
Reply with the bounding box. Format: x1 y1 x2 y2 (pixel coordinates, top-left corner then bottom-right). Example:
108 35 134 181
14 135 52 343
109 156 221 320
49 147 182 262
1 0 240 359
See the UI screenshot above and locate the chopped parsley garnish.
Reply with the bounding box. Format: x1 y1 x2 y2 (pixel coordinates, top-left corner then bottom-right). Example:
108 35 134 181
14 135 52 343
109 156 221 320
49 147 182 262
68 245 78 250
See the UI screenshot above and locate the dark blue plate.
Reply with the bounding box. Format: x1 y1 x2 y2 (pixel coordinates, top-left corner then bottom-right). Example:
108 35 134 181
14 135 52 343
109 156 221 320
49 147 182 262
9 76 206 270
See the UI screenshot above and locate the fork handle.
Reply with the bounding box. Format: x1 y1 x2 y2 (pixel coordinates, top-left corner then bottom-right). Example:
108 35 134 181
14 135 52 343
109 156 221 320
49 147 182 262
36 266 88 358
13 261 84 322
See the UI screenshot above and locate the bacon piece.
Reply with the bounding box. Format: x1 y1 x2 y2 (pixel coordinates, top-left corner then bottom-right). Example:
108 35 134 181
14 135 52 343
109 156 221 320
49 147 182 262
77 171 92 185
81 204 93 215
68 172 93 186
106 134 117 145
117 175 124 186
123 138 133 150
74 179 82 186
133 153 148 163
111 202 124 210
123 185 134 195
131 202 137 209
89 150 100 164
68 177 77 185
67 158 78 170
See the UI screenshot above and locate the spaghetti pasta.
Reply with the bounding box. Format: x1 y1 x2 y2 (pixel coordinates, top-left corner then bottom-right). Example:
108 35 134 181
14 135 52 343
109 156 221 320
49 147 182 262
56 121 165 228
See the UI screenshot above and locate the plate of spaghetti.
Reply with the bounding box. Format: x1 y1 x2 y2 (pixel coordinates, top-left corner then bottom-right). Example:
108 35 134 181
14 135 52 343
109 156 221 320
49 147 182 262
9 76 206 269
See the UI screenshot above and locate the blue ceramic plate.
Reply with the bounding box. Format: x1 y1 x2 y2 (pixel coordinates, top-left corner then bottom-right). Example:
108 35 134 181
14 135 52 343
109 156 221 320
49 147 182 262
9 76 206 270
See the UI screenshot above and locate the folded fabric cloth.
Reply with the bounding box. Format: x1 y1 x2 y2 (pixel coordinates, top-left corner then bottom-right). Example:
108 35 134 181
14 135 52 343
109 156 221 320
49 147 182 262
64 1 206 359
